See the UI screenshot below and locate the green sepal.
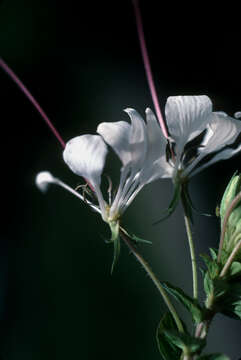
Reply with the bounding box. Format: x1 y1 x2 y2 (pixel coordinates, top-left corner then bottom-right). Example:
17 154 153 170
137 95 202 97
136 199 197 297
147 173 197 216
181 181 213 222
197 354 230 360
109 221 120 274
163 282 203 324
153 183 181 224
120 227 152 245
181 182 194 223
156 312 182 360
164 330 206 354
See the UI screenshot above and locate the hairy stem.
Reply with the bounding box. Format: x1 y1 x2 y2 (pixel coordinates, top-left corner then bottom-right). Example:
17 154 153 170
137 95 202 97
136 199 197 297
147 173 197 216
120 229 184 333
182 205 198 300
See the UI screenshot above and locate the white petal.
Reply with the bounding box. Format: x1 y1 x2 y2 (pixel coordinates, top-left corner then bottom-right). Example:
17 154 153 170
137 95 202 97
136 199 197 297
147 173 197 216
192 145 241 177
185 113 241 177
63 134 108 187
203 112 241 153
124 108 148 168
145 108 166 162
35 171 56 192
97 121 131 166
144 108 172 180
165 95 212 153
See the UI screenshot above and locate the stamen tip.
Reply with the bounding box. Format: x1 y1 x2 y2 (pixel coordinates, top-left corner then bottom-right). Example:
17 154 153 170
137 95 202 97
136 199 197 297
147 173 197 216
234 111 241 119
35 171 55 192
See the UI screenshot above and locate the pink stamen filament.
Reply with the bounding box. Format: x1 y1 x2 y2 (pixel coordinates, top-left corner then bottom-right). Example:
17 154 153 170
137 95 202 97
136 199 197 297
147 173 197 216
132 0 169 140
0 57 66 149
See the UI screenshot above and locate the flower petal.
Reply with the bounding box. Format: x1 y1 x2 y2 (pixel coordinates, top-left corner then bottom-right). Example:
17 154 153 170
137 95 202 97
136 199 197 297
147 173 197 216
124 108 148 168
205 112 241 151
185 113 241 177
97 121 131 166
165 95 212 153
63 134 108 187
144 108 172 180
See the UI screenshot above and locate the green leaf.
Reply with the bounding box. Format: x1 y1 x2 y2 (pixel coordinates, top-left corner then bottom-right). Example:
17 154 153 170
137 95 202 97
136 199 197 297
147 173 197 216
156 312 182 360
209 248 218 260
203 272 214 296
200 254 220 279
164 330 206 354
163 282 203 323
197 354 230 360
229 261 241 276
153 183 181 223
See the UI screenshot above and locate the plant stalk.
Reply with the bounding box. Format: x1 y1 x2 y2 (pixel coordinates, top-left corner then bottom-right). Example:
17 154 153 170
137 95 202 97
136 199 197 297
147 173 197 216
182 209 198 300
120 229 184 333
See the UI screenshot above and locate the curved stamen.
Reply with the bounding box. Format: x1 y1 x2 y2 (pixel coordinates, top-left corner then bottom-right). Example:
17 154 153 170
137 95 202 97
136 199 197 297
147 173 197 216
132 0 169 140
0 57 66 149
36 171 100 213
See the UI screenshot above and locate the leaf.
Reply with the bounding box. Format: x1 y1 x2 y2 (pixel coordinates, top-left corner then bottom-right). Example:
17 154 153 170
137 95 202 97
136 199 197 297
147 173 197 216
209 248 218 260
203 272 215 297
164 330 206 354
200 254 220 279
156 312 182 360
153 183 181 224
229 261 241 276
163 282 203 323
197 354 230 360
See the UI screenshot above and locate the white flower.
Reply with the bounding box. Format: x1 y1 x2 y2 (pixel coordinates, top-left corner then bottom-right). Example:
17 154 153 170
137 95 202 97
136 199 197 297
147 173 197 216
157 95 241 182
36 96 241 220
36 108 166 223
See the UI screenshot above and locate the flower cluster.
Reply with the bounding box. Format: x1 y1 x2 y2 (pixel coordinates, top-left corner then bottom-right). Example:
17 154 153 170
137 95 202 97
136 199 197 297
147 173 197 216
36 95 241 225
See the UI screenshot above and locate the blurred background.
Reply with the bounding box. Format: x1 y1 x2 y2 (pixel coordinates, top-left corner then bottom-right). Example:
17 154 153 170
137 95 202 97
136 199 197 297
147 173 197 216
0 0 241 359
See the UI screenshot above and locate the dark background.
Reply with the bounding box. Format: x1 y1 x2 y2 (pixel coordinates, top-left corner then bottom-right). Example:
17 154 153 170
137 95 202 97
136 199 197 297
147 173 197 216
0 1 241 359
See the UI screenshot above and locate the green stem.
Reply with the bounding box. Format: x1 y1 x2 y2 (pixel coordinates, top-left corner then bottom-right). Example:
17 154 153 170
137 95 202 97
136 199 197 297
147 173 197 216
182 204 198 300
120 229 184 333
220 236 241 277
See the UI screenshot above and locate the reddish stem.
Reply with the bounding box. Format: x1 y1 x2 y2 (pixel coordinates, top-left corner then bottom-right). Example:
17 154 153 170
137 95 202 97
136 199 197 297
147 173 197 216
0 57 66 148
132 0 169 139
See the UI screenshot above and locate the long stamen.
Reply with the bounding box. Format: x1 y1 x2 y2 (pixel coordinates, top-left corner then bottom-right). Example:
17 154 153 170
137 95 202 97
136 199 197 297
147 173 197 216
0 57 66 149
132 0 169 140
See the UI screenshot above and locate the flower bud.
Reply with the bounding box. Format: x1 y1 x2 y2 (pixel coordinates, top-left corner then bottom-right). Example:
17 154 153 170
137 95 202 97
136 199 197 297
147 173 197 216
220 173 241 262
